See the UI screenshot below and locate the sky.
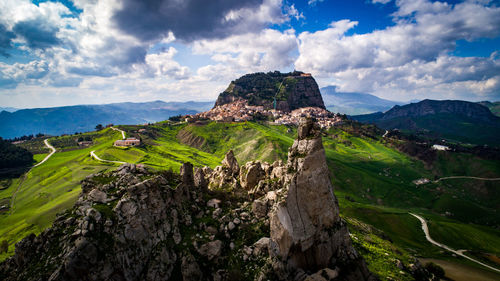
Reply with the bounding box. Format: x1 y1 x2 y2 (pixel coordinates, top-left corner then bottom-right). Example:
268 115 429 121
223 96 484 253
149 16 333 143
0 0 499 108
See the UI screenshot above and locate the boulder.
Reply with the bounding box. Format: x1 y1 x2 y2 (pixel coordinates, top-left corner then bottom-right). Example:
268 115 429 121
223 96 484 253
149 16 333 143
181 254 203 281
198 240 223 260
222 150 239 176
240 161 265 190
252 198 268 218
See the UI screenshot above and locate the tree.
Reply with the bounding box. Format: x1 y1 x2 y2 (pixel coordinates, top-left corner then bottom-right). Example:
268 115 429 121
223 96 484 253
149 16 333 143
95 124 103 131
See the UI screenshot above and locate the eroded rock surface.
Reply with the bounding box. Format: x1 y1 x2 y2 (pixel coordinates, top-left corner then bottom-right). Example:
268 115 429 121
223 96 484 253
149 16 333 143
269 118 375 280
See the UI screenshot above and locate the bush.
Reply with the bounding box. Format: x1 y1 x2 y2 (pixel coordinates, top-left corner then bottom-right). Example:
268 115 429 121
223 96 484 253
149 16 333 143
0 240 8 253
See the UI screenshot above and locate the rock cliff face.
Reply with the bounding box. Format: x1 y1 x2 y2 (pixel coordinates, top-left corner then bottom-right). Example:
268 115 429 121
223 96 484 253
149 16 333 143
1 119 383 281
269 118 374 280
214 71 326 112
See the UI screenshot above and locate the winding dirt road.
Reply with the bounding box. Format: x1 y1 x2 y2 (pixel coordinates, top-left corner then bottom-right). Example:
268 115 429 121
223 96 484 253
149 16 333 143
89 127 127 164
9 139 56 214
90 150 126 164
111 126 126 139
33 139 56 167
410 213 500 274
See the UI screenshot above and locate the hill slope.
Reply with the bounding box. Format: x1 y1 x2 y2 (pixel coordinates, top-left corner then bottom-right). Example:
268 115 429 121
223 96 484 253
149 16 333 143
351 99 500 146
0 101 212 139
320 86 402 115
478 101 500 117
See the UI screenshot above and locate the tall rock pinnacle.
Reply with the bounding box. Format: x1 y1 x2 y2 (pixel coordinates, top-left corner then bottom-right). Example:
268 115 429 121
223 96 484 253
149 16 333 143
270 118 375 280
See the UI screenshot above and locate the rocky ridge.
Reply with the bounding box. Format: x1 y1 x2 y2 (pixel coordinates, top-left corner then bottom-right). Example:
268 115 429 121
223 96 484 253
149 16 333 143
0 119 430 281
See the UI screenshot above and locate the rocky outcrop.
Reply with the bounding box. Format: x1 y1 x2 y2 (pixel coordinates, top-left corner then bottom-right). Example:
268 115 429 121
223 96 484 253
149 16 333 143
214 71 326 112
207 151 240 191
269 118 375 280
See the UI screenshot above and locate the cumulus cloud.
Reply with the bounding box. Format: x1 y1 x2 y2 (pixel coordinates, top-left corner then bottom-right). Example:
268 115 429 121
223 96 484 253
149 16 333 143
0 24 15 57
295 0 500 100
112 0 287 42
192 28 297 81
13 19 61 49
144 47 190 79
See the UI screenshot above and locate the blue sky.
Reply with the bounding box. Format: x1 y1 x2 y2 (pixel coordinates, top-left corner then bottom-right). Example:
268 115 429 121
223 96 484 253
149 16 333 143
0 0 499 108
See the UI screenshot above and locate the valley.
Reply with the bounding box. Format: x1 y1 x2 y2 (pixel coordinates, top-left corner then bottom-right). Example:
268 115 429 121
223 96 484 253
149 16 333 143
1 119 499 279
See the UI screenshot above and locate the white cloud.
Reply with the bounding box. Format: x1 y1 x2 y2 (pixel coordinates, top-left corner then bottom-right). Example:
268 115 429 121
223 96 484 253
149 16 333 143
295 0 500 101
192 28 298 80
307 0 324 6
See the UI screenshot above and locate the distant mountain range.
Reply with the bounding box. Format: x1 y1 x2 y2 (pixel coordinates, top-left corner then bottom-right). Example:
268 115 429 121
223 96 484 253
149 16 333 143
0 107 18 113
320 86 407 115
0 101 213 139
351 99 500 146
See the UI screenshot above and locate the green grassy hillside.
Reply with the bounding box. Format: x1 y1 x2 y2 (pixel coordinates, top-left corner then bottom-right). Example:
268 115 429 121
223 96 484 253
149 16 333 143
1 120 499 278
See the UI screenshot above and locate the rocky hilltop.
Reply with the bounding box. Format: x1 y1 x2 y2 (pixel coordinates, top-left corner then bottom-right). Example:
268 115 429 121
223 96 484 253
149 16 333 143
3 119 435 281
215 71 326 112
381 99 499 123
351 99 500 146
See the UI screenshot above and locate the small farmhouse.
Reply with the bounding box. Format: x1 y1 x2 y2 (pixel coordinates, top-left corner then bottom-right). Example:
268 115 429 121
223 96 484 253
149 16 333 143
114 138 141 147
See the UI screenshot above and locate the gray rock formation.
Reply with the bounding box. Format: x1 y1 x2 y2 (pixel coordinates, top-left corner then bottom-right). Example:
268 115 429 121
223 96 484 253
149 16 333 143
214 71 326 112
239 161 265 191
269 118 375 280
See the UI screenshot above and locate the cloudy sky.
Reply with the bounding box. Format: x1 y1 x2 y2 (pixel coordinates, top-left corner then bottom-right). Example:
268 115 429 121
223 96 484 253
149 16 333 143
0 0 499 108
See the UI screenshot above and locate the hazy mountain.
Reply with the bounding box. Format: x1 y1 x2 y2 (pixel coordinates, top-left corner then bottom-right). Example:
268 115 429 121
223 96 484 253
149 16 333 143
351 99 500 146
478 101 500 117
320 86 403 115
0 100 213 139
0 107 18 113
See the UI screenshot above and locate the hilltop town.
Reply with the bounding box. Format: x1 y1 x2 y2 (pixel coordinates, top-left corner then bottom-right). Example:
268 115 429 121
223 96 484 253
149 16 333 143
185 71 345 128
191 98 344 128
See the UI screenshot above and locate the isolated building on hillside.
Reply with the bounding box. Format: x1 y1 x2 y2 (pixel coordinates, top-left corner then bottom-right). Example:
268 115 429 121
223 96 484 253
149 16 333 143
78 141 93 147
431 144 450 151
114 138 141 147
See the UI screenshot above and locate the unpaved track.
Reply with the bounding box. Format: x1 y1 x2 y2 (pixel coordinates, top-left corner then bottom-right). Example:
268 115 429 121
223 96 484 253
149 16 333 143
90 150 126 164
410 213 500 274
434 176 500 183
89 127 127 164
33 139 56 167
111 126 126 139
10 139 56 214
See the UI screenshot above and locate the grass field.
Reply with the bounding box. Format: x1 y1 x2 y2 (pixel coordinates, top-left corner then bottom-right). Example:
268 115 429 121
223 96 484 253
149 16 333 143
0 128 123 260
1 120 499 278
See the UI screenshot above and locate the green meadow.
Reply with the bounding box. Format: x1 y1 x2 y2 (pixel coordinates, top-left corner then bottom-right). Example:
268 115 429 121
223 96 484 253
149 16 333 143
1 121 499 278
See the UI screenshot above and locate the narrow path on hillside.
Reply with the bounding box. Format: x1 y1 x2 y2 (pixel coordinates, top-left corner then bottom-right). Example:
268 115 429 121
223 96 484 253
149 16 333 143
33 139 56 167
111 126 126 139
434 176 500 183
410 213 500 274
9 139 56 214
90 150 126 164
89 127 127 164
